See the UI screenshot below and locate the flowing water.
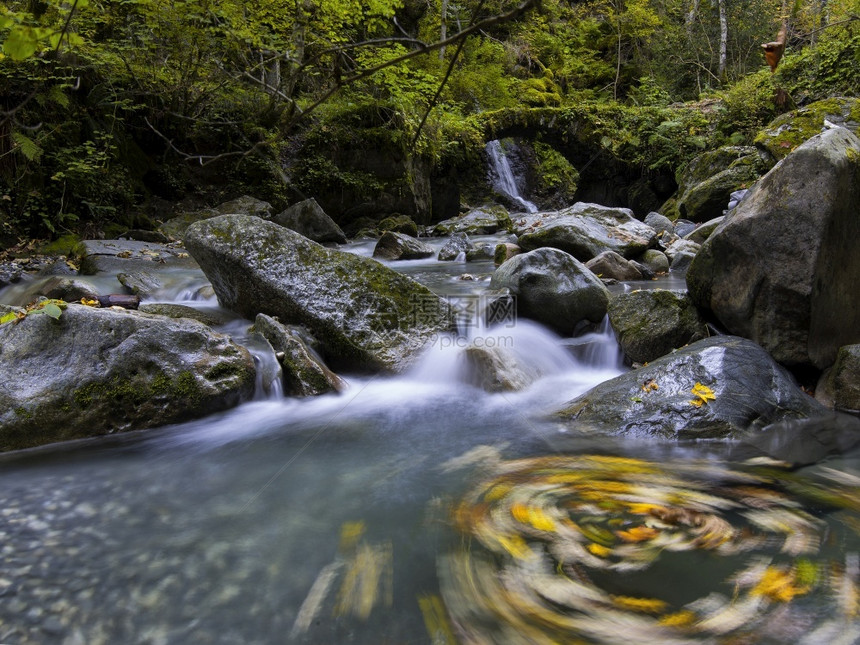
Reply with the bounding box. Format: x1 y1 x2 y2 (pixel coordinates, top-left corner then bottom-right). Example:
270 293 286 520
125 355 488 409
2 239 860 645
486 140 538 214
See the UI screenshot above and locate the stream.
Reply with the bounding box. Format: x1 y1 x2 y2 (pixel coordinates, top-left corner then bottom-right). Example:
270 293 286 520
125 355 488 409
1 235 860 645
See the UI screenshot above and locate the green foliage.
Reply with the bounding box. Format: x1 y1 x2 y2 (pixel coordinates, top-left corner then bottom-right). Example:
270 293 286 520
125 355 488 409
715 69 779 141
532 141 578 203
776 24 860 103
0 298 67 325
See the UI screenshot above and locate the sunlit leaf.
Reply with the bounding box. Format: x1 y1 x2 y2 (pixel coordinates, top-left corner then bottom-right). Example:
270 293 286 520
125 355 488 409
587 543 612 558
751 566 809 602
616 526 659 543
610 594 668 613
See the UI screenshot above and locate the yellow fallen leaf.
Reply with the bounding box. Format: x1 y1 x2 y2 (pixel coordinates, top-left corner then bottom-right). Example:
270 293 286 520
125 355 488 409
690 382 716 406
659 610 698 627
498 534 531 559
80 298 99 307
616 525 660 543
611 595 668 613
587 543 612 557
751 566 809 603
642 379 659 392
511 503 556 532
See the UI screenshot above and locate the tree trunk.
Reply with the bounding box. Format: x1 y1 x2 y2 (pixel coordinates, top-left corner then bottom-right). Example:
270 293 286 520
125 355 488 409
439 0 448 61
718 0 728 79
685 0 700 33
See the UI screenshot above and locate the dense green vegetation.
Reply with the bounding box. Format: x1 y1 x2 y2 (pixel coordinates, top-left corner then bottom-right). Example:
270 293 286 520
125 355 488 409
0 0 857 239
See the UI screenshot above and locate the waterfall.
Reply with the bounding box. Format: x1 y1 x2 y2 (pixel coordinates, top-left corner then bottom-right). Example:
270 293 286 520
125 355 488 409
486 140 538 213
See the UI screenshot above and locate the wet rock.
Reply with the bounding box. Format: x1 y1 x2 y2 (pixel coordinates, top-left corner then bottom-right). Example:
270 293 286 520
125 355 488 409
464 345 537 392
0 263 23 287
185 215 452 372
687 127 860 369
643 212 673 235
517 202 657 262
555 336 828 439
490 248 609 335
137 303 234 327
673 219 697 238
585 250 643 281
272 198 347 244
432 205 512 236
213 195 273 219
636 249 670 274
372 231 434 260
494 243 521 266
607 289 708 363
0 305 255 452
438 233 473 261
73 240 198 275
117 271 162 297
252 314 345 396
816 345 860 411
377 214 419 237
465 243 495 262
685 216 724 244
664 239 700 273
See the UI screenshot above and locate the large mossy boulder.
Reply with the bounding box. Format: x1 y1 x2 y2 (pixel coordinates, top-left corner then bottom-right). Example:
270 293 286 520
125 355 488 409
489 248 609 335
607 289 708 364
516 203 656 262
687 127 860 369
271 198 347 244
661 147 766 223
431 205 513 236
755 97 860 163
0 305 255 452
184 215 452 372
555 336 826 439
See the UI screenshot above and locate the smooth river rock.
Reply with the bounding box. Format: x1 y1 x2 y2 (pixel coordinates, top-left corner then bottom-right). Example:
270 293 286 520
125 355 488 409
490 248 609 335
185 215 452 372
687 127 860 369
0 305 255 452
271 198 347 244
516 202 657 261
555 336 827 439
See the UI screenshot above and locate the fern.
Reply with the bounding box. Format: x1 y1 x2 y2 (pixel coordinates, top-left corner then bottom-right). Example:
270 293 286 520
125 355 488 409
11 132 43 163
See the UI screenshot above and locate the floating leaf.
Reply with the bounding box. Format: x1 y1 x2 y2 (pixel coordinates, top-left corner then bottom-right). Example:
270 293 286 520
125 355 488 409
659 610 698 627
751 566 809 602
587 543 612 558
610 595 668 613
616 526 659 543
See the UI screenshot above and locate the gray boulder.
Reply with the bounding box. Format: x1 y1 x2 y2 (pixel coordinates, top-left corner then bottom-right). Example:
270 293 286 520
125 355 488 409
816 345 860 411
0 305 255 452
432 205 512 236
555 336 827 439
138 303 235 327
438 233 474 261
643 212 673 234
636 249 670 274
272 198 347 244
253 314 345 396
184 215 452 372
607 289 708 364
585 250 643 281
117 271 162 297
685 216 725 244
517 202 657 262
463 345 538 393
373 231 435 260
73 240 198 275
3 276 99 307
465 243 495 262
494 243 521 266
687 127 860 369
673 219 697 238
489 248 609 335
214 195 273 219
664 238 700 273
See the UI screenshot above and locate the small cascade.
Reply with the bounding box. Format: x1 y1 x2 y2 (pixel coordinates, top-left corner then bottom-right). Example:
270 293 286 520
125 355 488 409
486 140 538 213
562 316 625 369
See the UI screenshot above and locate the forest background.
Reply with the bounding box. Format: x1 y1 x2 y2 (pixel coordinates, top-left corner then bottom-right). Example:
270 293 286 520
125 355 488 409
0 0 857 246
